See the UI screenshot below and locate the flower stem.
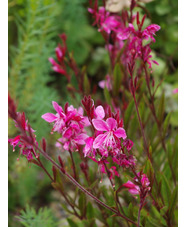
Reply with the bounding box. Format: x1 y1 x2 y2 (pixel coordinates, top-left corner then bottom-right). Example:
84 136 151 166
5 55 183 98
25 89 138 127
137 205 142 227
34 144 139 226
69 150 78 181
37 158 54 182
132 90 150 160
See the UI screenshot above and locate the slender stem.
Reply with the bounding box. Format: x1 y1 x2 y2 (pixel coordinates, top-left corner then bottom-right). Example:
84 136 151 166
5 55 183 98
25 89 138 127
137 205 142 227
58 186 82 219
33 144 139 226
37 158 54 182
69 150 78 181
37 157 81 219
133 90 150 160
103 162 115 191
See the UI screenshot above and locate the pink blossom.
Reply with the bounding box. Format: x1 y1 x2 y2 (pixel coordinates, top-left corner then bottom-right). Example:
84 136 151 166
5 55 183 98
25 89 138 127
94 105 105 119
83 137 94 157
8 135 21 152
92 117 127 149
89 157 109 175
173 88 178 94
112 153 136 167
123 180 140 195
48 58 66 75
109 166 119 180
142 24 161 42
123 173 151 196
123 139 134 151
98 75 112 91
8 114 38 161
42 101 89 152
42 101 66 133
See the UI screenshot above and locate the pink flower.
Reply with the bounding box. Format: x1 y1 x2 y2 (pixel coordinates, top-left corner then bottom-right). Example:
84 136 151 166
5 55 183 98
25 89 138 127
8 113 38 161
94 105 105 119
92 117 127 149
89 157 109 175
123 173 151 196
48 58 66 75
123 180 140 195
142 24 161 42
100 15 121 34
8 135 21 152
109 166 119 180
98 75 112 91
123 139 134 151
42 101 66 133
42 101 90 152
112 153 136 167
173 88 178 94
83 137 94 157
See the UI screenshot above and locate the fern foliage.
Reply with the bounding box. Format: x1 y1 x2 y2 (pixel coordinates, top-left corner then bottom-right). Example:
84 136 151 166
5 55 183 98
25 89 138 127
9 0 59 140
16 204 58 227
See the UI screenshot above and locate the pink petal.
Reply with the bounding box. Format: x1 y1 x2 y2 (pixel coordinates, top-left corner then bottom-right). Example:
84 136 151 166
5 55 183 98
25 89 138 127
42 113 57 123
78 107 84 116
92 119 109 131
63 128 73 139
114 128 127 139
93 133 107 149
129 188 139 195
74 133 89 145
83 137 94 157
106 118 117 130
95 105 105 119
98 80 106 89
48 57 56 65
123 180 136 189
173 88 178 94
100 164 106 174
52 101 63 115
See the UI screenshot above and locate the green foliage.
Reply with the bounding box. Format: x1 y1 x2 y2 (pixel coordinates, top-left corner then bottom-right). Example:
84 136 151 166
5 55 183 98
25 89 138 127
9 0 59 140
8 157 51 210
58 0 97 65
113 63 123 96
16 204 58 227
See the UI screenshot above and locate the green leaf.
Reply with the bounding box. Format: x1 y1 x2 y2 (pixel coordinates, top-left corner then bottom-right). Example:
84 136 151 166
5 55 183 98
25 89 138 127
145 159 154 186
87 202 94 219
124 100 134 130
104 86 111 105
67 218 79 227
128 203 134 219
160 206 168 216
88 179 99 190
168 186 178 218
163 113 171 137
157 93 165 124
83 72 90 95
161 174 171 205
113 63 122 96
78 193 86 217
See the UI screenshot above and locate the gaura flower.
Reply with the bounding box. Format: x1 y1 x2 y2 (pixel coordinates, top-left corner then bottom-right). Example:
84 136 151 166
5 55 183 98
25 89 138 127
92 117 127 149
123 173 151 195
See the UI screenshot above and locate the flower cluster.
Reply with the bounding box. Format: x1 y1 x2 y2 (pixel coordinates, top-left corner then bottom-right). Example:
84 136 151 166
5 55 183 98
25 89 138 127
123 172 151 201
49 34 67 77
89 0 160 88
42 101 89 152
89 3 160 69
41 96 136 182
8 106 38 161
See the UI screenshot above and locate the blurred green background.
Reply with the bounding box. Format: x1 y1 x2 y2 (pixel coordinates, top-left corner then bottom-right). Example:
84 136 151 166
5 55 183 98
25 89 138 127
8 0 177 226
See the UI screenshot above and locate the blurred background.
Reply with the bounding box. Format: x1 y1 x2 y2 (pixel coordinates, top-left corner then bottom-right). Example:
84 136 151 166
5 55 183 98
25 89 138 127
8 0 178 226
